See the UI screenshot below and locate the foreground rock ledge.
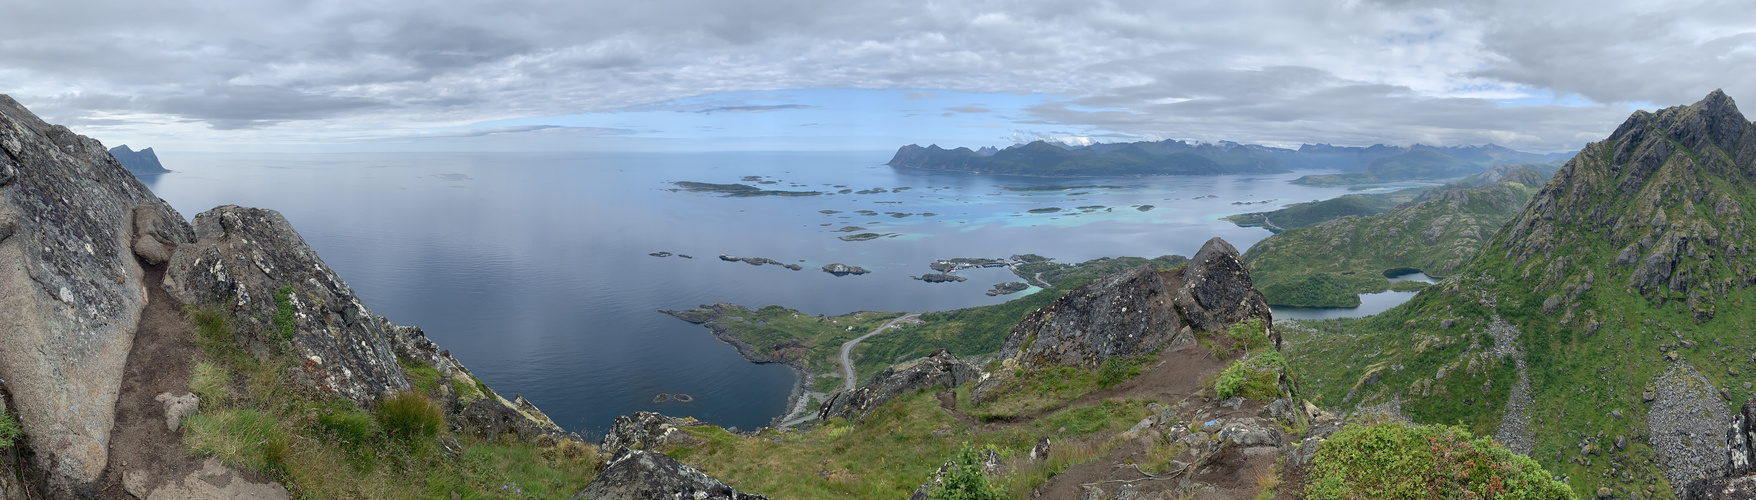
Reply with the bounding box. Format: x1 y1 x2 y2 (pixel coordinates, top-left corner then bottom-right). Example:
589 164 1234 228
0 93 193 496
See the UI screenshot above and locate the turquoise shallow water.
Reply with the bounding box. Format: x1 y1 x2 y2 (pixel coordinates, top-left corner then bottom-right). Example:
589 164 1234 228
138 150 1409 437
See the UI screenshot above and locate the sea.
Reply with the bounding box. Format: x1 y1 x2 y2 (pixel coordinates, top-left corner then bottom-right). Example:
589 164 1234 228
138 150 1428 438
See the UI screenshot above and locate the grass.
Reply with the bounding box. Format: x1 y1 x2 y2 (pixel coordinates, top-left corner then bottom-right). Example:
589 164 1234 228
272 285 296 340
659 388 1152 500
180 305 603 498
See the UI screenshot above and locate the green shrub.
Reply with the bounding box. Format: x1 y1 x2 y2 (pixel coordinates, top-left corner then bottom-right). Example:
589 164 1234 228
928 444 1007 500
1306 422 1572 499
376 392 443 442
185 409 287 471
1215 351 1286 401
1221 318 1272 352
272 285 296 340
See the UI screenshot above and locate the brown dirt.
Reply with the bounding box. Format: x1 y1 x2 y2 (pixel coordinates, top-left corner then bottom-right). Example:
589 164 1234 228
91 262 205 499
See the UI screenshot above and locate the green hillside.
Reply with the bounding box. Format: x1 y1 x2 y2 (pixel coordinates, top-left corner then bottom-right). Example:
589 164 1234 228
1243 181 1538 306
1223 189 1421 231
1282 90 1756 498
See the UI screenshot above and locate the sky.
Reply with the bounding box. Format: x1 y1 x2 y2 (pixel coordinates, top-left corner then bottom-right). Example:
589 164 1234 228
2 0 1754 153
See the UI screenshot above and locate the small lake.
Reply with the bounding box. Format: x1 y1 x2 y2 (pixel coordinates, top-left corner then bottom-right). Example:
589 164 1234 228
139 150 1378 437
1270 271 1433 321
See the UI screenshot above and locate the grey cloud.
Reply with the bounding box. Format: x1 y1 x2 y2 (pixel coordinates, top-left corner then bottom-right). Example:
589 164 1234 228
695 104 817 114
0 0 1745 149
946 105 990 113
148 85 385 129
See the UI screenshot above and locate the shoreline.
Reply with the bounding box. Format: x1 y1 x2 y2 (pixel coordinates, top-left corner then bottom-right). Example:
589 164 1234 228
657 306 831 430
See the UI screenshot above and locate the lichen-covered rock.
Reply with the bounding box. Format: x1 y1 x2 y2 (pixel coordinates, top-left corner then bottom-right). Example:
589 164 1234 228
991 237 1271 374
456 396 575 443
819 349 976 423
0 94 193 495
601 411 709 451
163 205 411 406
994 264 1185 369
1174 238 1274 342
572 448 768 500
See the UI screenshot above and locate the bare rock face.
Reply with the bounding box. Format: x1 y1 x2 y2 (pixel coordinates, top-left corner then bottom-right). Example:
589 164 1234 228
0 94 193 495
1173 238 1274 343
163 205 411 406
993 237 1272 373
819 349 976 423
572 448 768 500
995 264 1184 369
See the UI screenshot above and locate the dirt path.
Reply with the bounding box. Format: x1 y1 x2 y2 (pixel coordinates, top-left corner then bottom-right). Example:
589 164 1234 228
839 313 920 390
92 262 204 499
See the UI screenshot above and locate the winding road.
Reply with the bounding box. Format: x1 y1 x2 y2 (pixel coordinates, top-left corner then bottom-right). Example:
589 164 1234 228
840 312 922 391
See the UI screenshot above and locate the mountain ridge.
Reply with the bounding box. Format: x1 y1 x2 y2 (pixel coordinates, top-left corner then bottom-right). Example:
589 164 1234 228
889 138 1571 177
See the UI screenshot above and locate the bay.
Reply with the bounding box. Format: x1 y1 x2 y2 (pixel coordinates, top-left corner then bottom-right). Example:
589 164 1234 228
138 150 1400 437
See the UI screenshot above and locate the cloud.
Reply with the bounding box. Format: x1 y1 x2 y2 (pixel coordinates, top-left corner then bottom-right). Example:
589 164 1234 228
946 105 990 113
0 0 1748 150
694 104 817 114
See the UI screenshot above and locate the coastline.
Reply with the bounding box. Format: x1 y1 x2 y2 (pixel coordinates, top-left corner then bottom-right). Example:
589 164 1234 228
656 306 823 429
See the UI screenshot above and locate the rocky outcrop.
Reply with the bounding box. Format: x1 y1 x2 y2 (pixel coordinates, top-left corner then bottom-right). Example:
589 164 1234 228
601 411 711 451
384 322 575 442
163 205 412 406
993 263 1183 369
1173 238 1273 341
0 93 193 495
821 263 869 276
572 448 768 500
107 145 168 175
819 349 976 423
993 237 1271 372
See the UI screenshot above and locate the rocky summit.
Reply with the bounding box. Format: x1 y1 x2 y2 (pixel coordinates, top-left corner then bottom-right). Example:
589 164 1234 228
573 448 769 500
1286 90 1756 497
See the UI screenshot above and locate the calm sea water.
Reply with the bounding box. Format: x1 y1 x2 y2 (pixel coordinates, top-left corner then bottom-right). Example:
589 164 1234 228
138 151 1413 437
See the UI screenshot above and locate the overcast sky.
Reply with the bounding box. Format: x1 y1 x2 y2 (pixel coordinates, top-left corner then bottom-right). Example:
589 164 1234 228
3 0 1752 153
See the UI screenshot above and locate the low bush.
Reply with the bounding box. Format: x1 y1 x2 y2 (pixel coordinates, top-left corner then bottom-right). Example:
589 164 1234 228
1306 422 1572 499
1215 351 1286 401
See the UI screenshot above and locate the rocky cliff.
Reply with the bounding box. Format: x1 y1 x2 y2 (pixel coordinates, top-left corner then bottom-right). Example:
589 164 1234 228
0 94 193 496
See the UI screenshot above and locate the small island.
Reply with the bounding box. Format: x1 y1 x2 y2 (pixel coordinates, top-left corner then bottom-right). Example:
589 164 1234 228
914 273 967 283
821 263 871 276
673 181 823 197
1027 207 1062 214
838 233 891 242
985 282 1030 296
648 251 673 257
718 254 803 270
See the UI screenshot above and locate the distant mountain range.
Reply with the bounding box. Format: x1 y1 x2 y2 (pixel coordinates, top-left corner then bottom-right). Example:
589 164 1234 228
886 139 1573 178
108 144 168 174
